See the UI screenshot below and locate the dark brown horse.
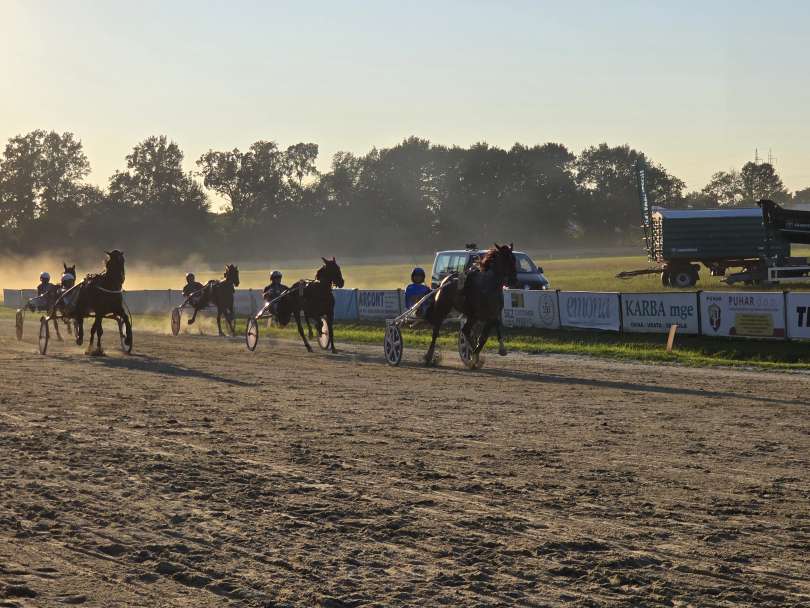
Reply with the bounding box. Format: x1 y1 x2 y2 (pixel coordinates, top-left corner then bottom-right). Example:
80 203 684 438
187 264 240 336
424 243 517 367
275 258 344 352
69 250 132 355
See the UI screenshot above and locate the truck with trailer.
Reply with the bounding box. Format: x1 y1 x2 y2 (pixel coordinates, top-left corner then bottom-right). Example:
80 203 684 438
618 161 807 287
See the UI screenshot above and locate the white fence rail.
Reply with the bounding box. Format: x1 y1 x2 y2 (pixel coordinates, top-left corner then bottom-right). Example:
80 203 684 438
4 287 810 341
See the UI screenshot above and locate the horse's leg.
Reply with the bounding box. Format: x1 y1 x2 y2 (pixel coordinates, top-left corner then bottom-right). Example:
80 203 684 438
326 310 336 353
87 317 97 353
424 322 441 366
187 303 199 325
53 317 63 341
216 308 224 336
227 307 236 335
95 317 104 354
294 310 313 352
495 318 507 356
75 317 84 346
305 313 314 339
121 308 133 348
475 319 494 355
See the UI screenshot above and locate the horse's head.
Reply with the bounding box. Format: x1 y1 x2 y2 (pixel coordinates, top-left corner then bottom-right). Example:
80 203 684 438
105 250 126 280
481 243 517 286
62 263 76 288
224 264 240 287
317 257 344 288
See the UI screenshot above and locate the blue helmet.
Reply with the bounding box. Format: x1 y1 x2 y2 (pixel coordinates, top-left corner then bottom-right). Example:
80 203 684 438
411 267 426 282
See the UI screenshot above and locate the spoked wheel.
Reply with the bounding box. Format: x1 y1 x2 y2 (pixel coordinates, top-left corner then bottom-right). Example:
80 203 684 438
246 317 259 351
15 309 23 341
384 324 403 366
458 321 485 369
38 317 50 355
318 316 330 350
118 317 133 353
170 307 181 336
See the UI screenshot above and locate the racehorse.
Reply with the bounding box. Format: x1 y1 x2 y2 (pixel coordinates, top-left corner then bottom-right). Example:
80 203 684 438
275 257 344 353
423 243 517 367
70 250 132 355
187 264 240 336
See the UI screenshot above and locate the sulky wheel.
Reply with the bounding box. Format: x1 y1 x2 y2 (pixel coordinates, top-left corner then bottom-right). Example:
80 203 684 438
170 307 181 336
38 316 49 355
246 317 259 351
15 309 24 341
318 316 330 350
458 321 485 369
384 324 403 366
118 318 133 353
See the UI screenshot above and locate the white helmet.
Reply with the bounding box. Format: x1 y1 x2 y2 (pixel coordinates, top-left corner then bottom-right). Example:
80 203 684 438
40 272 50 281
61 273 75 284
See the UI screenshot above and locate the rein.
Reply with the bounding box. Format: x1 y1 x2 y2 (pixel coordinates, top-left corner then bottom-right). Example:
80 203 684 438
93 285 124 294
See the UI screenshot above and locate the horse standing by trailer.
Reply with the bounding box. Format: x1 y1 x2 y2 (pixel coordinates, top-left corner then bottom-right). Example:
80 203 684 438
384 244 517 369
245 258 344 353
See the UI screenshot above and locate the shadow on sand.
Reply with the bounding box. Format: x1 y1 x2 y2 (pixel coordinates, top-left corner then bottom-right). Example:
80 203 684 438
52 352 255 387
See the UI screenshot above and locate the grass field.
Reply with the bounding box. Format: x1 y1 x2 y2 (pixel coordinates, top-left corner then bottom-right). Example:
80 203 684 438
173 248 810 293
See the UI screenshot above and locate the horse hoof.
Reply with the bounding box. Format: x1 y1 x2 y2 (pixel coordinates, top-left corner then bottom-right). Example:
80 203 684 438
498 346 507 356
187 319 193 325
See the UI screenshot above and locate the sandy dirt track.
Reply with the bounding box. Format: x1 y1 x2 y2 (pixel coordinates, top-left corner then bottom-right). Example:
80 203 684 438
0 318 809 607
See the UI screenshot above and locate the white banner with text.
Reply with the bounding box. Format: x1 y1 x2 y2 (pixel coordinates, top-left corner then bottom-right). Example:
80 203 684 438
621 292 700 334
699 291 785 339
502 289 560 329
558 291 621 331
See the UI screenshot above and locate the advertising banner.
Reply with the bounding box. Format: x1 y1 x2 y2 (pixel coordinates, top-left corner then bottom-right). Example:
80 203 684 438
558 291 621 331
621 292 700 334
3 289 36 309
502 289 560 329
700 291 785 339
334 289 359 321
358 289 402 320
784 292 810 340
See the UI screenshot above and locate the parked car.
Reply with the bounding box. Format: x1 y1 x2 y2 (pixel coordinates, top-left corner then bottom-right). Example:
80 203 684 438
430 245 549 289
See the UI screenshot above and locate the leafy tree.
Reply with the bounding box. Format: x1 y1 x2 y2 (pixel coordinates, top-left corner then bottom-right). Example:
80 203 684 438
284 143 319 187
0 130 89 229
106 136 209 260
793 186 810 204
575 144 684 244
701 170 742 206
739 162 789 203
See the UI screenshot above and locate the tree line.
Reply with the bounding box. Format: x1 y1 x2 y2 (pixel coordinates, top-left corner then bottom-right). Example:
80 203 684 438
0 130 805 264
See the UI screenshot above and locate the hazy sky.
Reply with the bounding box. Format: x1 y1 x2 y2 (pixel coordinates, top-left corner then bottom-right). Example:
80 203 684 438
2 0 809 201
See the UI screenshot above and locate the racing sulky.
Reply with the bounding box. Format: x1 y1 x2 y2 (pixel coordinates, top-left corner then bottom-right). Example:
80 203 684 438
276 257 344 353
70 250 132 355
424 243 517 368
186 264 240 336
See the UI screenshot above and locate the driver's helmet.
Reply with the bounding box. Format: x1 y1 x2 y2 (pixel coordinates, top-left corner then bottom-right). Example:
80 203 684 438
61 273 75 287
39 271 50 282
270 270 282 281
185 272 195 282
411 267 426 283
